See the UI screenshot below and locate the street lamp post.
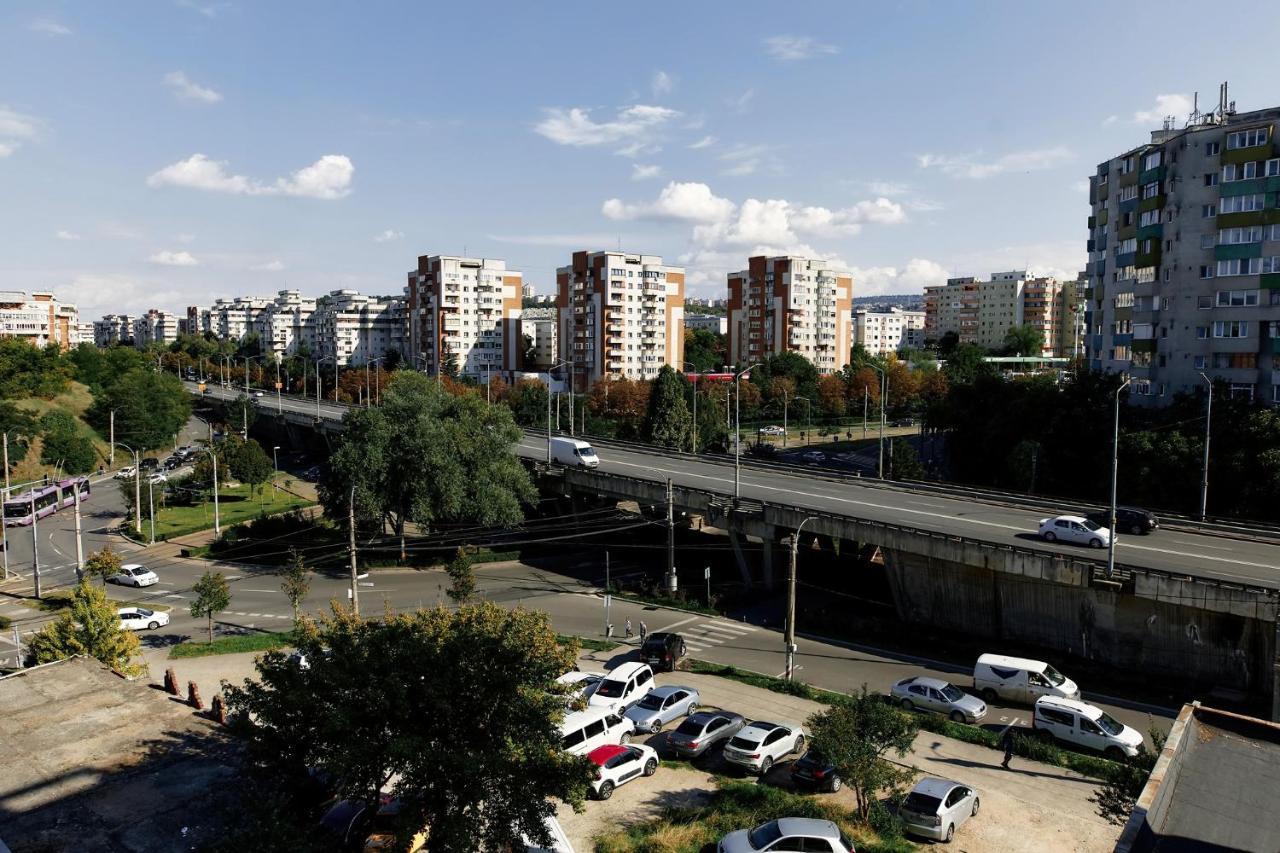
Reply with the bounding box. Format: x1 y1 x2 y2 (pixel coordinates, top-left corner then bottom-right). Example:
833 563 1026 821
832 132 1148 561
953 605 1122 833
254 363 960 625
111 442 142 536
782 390 790 449
1106 378 1131 579
272 445 280 497
315 355 337 418
733 362 763 499
785 516 818 681
546 359 572 463
1198 372 1213 521
868 364 887 477
682 362 699 454
199 446 221 536
794 396 811 446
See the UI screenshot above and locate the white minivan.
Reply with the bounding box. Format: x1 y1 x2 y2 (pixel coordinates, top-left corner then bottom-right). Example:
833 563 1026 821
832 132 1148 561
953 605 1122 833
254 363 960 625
1033 696 1144 759
588 661 655 713
559 706 633 756
550 436 599 468
973 653 1079 704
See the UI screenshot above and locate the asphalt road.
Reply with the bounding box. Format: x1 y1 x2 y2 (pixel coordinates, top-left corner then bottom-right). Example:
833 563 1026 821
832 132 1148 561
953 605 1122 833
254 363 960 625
190 381 1280 589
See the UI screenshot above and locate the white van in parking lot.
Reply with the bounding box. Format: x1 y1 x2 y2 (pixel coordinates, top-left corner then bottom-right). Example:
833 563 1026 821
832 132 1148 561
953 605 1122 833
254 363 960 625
972 653 1079 704
550 437 599 468
1033 696 1144 759
559 706 633 756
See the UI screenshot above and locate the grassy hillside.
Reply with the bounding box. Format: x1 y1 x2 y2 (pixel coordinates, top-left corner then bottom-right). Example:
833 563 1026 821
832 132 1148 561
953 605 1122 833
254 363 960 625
9 382 111 484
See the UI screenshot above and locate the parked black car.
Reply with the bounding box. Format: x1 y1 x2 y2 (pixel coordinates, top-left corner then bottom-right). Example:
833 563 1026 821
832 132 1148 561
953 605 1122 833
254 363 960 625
790 749 841 792
640 632 687 671
1086 507 1158 535
138 457 159 470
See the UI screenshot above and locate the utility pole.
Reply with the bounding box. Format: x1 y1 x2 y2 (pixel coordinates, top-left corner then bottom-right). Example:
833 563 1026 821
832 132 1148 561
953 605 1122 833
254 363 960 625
148 480 155 545
348 486 360 615
704 565 711 607
666 478 677 593
31 496 41 599
862 388 868 440
108 412 115 467
785 517 817 681
1199 372 1213 521
133 451 141 536
604 551 611 637
73 482 84 579
1107 378 1131 579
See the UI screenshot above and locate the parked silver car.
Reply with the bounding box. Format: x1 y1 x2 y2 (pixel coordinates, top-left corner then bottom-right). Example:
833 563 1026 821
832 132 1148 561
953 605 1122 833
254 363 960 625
667 710 746 758
718 818 855 853
900 777 979 843
890 676 988 723
624 685 700 734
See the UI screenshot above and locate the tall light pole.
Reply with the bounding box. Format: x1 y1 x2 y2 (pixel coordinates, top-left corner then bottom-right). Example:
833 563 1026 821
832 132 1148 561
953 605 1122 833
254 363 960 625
1198 372 1213 521
112 442 142 536
733 362 763 499
785 516 818 681
315 355 336 418
682 362 699 454
868 363 887 478
1106 378 1130 580
546 359 572 463
794 396 811 446
782 389 790 449
199 446 221 536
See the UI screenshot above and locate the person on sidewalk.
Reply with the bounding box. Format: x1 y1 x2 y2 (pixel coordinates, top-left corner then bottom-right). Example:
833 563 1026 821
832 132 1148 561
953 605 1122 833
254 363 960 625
624 619 633 639
1000 726 1016 769
639 620 648 643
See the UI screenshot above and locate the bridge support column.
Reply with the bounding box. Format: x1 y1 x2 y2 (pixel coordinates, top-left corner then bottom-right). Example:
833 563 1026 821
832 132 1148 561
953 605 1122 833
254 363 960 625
760 525 776 592
1273 618 1280 723
727 526 753 589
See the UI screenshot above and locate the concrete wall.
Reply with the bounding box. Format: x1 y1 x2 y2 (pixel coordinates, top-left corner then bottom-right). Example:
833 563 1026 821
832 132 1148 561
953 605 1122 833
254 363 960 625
883 548 1275 697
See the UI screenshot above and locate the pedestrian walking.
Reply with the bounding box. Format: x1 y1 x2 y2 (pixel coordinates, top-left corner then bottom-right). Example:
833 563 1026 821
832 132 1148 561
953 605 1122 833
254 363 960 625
624 619 633 639
1000 726 1016 769
639 620 648 643
606 623 614 640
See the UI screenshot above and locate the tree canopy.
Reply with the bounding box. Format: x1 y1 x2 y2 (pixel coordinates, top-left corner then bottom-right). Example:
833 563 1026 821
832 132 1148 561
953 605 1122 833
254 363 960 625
644 366 692 449
191 571 231 643
28 580 143 676
1002 323 1046 356
87 367 191 451
229 438 273 495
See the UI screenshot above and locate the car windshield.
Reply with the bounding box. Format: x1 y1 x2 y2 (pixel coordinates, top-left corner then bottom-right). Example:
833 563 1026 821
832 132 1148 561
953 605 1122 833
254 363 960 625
1083 519 1102 531
941 684 966 702
727 735 755 750
904 792 942 814
636 694 664 710
135 608 153 617
1097 712 1124 736
1043 665 1067 686
594 679 625 698
747 821 783 849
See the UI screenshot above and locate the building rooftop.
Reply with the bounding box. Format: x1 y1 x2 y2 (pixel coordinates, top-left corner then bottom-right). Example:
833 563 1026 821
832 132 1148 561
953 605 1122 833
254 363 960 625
1116 702 1280 853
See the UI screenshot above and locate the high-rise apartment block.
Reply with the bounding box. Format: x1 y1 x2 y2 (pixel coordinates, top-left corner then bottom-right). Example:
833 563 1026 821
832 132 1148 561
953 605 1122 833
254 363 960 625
93 314 135 347
556 251 686 390
407 256 524 380
726 256 853 372
1087 96 1280 404
924 272 1082 357
259 290 318 358
132 309 180 347
0 291 78 350
311 290 407 367
854 307 926 356
520 306 558 369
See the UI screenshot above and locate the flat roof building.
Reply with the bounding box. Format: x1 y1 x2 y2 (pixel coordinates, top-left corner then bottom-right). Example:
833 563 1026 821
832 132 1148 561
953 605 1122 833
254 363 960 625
727 256 853 373
407 255 524 381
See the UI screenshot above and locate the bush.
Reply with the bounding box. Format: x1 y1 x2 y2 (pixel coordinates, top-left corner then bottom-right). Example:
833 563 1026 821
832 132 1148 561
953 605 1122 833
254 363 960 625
0 614 11 630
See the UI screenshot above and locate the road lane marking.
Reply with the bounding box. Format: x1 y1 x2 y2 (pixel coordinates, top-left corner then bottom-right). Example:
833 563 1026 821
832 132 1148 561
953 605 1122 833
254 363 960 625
653 615 700 634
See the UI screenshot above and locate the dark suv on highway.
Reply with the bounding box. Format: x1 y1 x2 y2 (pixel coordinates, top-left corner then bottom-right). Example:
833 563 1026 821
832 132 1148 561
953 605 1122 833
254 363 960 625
640 632 687 671
1086 507 1158 535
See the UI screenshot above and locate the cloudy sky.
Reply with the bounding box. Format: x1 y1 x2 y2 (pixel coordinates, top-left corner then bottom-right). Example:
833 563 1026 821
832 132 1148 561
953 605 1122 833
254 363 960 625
2 1 1275 317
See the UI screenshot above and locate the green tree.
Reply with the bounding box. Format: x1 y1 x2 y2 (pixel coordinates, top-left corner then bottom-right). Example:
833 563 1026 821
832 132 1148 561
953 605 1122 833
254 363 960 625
1092 726 1167 825
644 366 692 449
936 330 961 355
280 548 311 623
225 393 258 437
684 328 726 373
446 547 476 603
191 570 231 644
1003 323 1046 356
806 686 919 821
0 337 73 398
82 545 123 586
38 411 98 474
230 438 274 498
87 367 191 451
505 378 549 428
0 402 37 469
889 439 925 480
942 343 997 386
27 580 143 676
222 602 593 852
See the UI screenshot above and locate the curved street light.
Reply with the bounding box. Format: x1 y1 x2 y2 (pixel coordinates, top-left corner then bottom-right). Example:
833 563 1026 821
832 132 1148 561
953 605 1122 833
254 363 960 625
733 362 763 499
785 516 819 680
110 441 142 536
197 445 221 536
1106 378 1131 579
866 362 887 478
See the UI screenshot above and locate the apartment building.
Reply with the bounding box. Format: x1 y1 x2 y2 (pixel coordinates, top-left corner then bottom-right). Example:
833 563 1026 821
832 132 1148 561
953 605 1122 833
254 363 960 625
209 296 272 342
0 291 78 350
1087 95 1280 404
924 272 1082 356
556 250 686 390
258 289 318 358
73 322 95 347
183 306 212 337
93 314 135 347
726 255 853 372
131 309 180 347
854 307 926 355
520 306 558 369
686 314 728 335
407 255 523 380
312 290 407 367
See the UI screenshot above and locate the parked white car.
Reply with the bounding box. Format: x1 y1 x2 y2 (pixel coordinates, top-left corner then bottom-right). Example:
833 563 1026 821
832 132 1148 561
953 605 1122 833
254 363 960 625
973 653 1079 704
556 671 606 706
587 662 655 713
113 466 136 480
108 564 158 587
147 472 168 485
118 606 169 631
900 777 979 843
1033 696 1144 759
722 720 805 775
1038 514 1111 548
718 818 855 853
586 743 659 800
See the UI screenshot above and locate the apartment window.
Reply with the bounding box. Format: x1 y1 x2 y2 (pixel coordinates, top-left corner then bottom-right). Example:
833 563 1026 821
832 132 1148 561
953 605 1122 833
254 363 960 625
1114 292 1135 308
1118 185 1139 202
1200 233 1216 249
1139 209 1161 227
1196 326 1209 339
1136 267 1156 283
1224 162 1260 182
1142 151 1162 170
1199 265 1215 279
1098 172 1109 184
1220 194 1266 213
1267 158 1280 177
1229 383 1255 401
1219 226 1265 244
1116 237 1137 255
1213 320 1249 338
1227 127 1269 149
1194 355 1207 369
1202 204 1217 218
1204 173 1220 187
1217 289 1260 307
1205 141 1221 155
1198 295 1213 308
1141 181 1160 199
1264 256 1280 273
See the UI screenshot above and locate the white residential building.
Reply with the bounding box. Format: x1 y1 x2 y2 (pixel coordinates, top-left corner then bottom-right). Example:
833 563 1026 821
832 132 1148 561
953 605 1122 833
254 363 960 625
314 290 407 366
727 256 854 373
686 314 728 335
854 308 927 355
407 255 524 380
259 289 318 358
94 314 136 347
132 310 180 347
520 307 558 368
210 296 272 342
0 291 78 350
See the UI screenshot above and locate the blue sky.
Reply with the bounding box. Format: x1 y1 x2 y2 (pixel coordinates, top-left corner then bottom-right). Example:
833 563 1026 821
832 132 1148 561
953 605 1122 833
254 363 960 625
2 1 1277 318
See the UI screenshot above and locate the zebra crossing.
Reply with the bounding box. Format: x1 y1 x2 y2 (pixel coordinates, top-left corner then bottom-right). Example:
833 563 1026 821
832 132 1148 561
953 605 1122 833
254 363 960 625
681 619 757 654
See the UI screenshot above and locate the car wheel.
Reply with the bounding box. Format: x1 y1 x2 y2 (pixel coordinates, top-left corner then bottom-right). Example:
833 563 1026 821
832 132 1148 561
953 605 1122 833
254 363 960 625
793 734 804 753
759 757 773 776
828 775 842 793
1130 524 1143 535
686 703 697 716
945 823 954 843
950 710 965 724
148 621 160 630
651 721 662 734
901 698 915 711
619 733 631 744
971 796 980 816
134 579 142 587
1089 538 1104 549
981 688 997 703
1042 531 1057 542
596 781 614 800
643 758 657 776
1105 746 1125 761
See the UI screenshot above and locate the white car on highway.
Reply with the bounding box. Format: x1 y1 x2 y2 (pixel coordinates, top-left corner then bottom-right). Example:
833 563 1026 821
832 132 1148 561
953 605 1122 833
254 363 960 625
722 720 806 775
109 564 159 587
118 606 169 631
1038 515 1111 549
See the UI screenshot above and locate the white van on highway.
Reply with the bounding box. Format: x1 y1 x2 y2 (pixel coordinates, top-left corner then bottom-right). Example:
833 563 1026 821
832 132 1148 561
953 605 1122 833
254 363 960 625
973 653 1079 705
550 436 599 468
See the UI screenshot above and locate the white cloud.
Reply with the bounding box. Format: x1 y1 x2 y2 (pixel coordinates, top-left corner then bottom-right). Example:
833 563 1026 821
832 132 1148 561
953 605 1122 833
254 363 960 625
651 70 673 98
533 105 680 156
177 0 229 18
849 259 951 296
603 181 736 224
30 19 71 36
164 71 223 104
689 135 716 150
251 260 285 271
146 153 354 199
56 230 80 240
487 233 620 247
631 163 661 181
373 229 404 243
948 239 1084 283
917 146 1073 179
149 250 199 267
0 142 15 159
1102 115 1119 126
763 35 838 61
0 105 41 157
1133 94 1193 125
727 89 755 113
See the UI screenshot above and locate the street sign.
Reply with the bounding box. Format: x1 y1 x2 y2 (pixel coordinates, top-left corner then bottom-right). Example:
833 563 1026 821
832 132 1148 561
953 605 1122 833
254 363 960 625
603 594 611 609
703 566 711 580
274 382 282 390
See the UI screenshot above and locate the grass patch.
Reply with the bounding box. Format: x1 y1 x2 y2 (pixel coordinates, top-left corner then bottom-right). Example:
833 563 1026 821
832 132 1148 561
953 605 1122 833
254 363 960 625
169 630 296 659
684 659 845 703
557 634 619 653
0 614 10 630
609 587 720 617
151 476 315 540
15 589 76 613
593 778 914 853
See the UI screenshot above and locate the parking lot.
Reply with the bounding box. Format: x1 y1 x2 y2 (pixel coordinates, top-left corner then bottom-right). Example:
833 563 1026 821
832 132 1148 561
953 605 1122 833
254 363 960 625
559 650 1122 852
